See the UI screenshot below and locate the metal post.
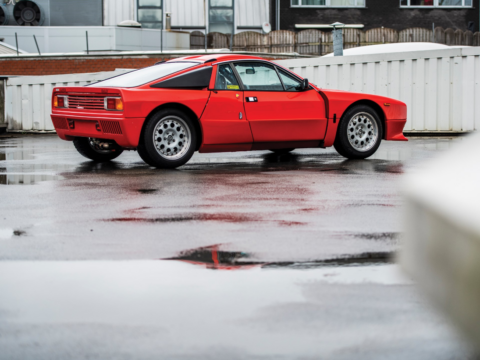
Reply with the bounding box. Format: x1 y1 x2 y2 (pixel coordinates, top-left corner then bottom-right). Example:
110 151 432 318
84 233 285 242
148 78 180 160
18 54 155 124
332 28 343 56
276 0 280 31
432 23 435 43
86 31 89 54
15 33 18 56
161 0 164 52
33 35 41 55
318 37 322 56
230 0 235 51
204 0 208 52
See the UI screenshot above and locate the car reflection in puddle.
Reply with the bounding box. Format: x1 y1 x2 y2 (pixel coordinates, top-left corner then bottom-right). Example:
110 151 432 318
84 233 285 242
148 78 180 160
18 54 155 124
166 244 394 271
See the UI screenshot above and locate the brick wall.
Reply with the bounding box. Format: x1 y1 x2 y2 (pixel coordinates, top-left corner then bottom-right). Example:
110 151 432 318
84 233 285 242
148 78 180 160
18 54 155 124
0 56 171 76
0 53 296 76
275 0 479 32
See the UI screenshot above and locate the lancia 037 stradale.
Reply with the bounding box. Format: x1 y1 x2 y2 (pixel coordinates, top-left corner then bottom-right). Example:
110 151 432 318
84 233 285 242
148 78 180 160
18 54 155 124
51 54 407 169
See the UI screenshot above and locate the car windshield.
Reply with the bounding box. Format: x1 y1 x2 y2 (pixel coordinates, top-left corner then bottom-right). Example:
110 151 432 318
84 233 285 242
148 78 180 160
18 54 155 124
89 62 199 88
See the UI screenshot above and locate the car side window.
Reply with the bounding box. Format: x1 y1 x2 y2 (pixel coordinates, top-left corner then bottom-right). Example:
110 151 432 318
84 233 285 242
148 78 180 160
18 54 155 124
234 62 283 91
277 69 302 92
214 64 240 90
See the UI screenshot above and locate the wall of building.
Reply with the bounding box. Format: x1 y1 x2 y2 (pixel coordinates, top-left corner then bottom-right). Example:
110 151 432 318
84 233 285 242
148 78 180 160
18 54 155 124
2 0 104 26
0 27 190 54
102 0 269 33
275 0 479 32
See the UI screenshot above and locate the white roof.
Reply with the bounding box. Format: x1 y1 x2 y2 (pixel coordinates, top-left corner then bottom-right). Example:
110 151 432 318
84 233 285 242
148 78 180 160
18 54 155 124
322 42 464 57
0 41 27 55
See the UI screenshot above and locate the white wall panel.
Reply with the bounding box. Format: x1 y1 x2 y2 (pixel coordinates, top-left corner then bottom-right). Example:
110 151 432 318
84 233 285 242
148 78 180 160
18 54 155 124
236 0 269 27
1 26 189 53
103 0 135 26
277 47 480 132
5 70 130 131
165 0 205 28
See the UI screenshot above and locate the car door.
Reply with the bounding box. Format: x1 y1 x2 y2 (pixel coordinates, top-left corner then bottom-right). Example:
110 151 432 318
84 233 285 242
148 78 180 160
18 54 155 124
234 62 327 143
200 64 253 146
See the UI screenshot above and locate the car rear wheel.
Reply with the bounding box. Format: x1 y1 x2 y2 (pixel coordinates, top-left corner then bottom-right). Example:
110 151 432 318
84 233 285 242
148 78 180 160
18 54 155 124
269 148 295 155
73 137 124 162
334 105 383 159
139 109 197 169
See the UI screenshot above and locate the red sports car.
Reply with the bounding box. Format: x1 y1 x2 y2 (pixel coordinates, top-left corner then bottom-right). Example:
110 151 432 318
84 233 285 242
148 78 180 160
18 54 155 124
51 54 407 169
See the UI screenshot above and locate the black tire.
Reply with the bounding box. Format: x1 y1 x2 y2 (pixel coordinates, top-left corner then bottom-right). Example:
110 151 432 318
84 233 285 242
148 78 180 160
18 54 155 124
269 148 295 154
137 142 156 167
73 137 123 162
140 108 197 169
334 105 383 159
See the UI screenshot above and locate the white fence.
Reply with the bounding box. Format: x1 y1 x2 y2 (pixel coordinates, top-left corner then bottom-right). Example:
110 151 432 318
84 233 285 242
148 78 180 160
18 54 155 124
4 47 480 132
5 70 130 131
276 47 480 132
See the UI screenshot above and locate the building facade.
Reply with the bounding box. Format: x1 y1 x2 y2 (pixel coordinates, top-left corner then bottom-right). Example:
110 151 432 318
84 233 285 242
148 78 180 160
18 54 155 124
270 0 479 32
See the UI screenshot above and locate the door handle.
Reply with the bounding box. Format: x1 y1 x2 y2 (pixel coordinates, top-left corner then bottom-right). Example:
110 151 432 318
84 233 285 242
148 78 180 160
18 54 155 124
246 97 258 102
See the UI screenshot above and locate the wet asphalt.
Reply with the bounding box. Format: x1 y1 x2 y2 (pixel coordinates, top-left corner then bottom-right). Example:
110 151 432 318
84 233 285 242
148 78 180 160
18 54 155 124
0 134 476 359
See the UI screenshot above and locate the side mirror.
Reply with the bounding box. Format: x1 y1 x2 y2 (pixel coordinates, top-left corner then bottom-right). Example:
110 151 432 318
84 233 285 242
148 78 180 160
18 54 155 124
300 78 309 91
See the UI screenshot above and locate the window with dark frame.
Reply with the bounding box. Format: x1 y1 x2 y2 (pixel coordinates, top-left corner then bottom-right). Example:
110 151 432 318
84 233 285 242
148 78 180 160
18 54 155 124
137 0 163 29
234 62 284 91
291 0 366 7
215 64 241 90
400 0 472 7
209 0 234 34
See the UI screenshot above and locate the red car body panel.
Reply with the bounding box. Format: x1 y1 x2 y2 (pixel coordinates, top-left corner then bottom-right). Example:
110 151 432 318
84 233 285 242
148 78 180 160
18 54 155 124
51 53 407 153
317 88 408 147
243 90 327 142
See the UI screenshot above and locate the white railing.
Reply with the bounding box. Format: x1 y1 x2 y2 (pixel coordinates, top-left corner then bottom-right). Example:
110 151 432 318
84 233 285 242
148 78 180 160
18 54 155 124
5 70 130 131
276 47 480 132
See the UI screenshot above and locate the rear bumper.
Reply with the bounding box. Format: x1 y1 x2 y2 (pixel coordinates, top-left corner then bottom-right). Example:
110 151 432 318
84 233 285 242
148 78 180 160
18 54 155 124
51 114 144 148
385 119 408 141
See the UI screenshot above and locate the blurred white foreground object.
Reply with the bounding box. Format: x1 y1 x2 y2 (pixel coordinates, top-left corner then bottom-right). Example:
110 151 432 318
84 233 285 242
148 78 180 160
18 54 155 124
322 42 465 57
400 132 480 351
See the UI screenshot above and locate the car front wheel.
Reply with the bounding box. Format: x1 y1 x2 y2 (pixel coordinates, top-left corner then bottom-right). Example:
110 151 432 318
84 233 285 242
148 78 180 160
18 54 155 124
334 105 383 159
138 109 197 169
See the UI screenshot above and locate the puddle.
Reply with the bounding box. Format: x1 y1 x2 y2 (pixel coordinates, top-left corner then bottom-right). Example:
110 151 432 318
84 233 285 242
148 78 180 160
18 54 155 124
0 260 411 343
166 245 394 270
0 173 63 185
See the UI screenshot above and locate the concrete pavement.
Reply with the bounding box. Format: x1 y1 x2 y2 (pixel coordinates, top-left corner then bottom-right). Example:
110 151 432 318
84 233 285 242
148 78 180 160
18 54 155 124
0 135 475 359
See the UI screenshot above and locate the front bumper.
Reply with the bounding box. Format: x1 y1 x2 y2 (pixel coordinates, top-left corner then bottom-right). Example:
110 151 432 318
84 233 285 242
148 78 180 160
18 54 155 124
385 119 408 141
51 114 144 148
